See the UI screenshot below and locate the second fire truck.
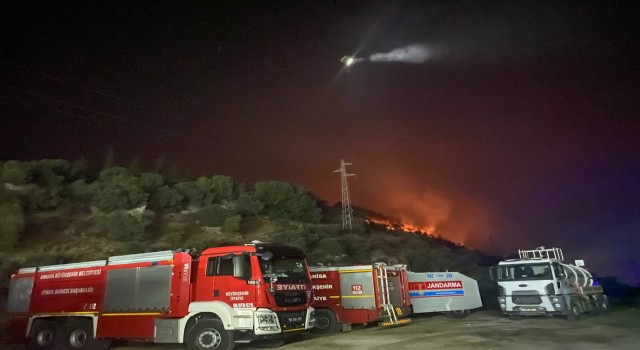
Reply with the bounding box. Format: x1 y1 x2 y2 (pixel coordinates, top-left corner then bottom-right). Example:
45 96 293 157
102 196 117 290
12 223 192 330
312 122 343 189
309 263 412 332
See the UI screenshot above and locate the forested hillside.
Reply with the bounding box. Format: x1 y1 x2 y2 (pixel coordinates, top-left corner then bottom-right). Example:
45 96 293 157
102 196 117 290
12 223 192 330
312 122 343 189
0 158 494 299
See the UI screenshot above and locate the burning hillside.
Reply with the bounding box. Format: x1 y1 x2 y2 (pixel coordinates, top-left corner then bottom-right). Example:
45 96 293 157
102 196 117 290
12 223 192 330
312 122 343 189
365 215 435 236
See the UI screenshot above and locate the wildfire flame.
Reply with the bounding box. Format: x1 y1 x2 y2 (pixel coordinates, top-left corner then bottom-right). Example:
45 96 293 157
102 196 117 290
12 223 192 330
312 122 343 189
365 216 436 236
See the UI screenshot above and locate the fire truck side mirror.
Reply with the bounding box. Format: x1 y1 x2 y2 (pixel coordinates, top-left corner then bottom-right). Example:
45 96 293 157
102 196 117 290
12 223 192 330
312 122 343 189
233 254 251 280
489 266 498 281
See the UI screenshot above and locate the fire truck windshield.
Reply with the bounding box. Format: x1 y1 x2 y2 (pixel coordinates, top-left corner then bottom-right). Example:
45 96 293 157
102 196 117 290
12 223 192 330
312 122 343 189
259 256 309 283
498 263 553 281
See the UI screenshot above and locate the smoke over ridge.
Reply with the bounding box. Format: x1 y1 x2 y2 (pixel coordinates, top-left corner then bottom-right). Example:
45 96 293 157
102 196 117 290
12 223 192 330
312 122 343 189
368 44 433 63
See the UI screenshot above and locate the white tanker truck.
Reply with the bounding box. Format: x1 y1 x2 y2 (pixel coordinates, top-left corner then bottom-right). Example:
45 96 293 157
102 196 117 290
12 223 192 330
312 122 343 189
490 247 608 320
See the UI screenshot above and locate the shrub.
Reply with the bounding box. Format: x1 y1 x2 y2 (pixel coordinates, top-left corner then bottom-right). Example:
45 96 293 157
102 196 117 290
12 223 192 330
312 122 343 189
183 236 221 252
139 172 164 193
196 176 235 204
157 222 187 247
0 201 26 250
175 181 201 207
306 249 336 266
234 193 264 216
92 167 148 211
67 179 92 202
0 257 21 288
97 209 155 241
338 233 369 263
254 181 321 223
0 160 31 185
317 237 344 257
222 215 242 233
195 205 233 227
149 186 183 211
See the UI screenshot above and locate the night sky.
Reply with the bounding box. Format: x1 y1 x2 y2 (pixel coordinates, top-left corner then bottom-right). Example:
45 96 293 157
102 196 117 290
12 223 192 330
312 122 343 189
1 2 638 284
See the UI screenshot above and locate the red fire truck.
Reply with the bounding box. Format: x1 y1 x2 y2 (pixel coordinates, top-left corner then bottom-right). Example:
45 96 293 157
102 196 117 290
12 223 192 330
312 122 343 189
5 242 315 350
309 263 411 332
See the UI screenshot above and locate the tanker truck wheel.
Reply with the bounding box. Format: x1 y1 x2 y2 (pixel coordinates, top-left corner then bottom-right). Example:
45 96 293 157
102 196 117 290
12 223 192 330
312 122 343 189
596 295 609 314
311 309 340 334
63 319 111 350
589 296 602 316
26 320 61 350
565 302 582 321
187 319 235 350
445 309 470 318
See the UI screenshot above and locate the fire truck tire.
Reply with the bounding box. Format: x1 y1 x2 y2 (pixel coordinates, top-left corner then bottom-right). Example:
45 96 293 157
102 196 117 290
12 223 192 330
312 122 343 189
26 320 60 350
311 309 340 334
62 319 111 350
187 319 235 350
445 309 470 318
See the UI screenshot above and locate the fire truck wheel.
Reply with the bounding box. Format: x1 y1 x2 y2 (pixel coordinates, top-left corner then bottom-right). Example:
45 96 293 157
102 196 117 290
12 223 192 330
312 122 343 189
26 321 60 350
63 319 111 350
311 309 340 334
187 319 235 350
445 309 470 318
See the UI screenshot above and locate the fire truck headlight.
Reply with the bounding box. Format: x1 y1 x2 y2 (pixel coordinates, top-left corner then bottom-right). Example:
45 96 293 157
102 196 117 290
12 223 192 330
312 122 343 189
551 296 559 302
256 314 279 331
554 303 562 309
498 297 506 303
500 303 506 309
309 310 316 327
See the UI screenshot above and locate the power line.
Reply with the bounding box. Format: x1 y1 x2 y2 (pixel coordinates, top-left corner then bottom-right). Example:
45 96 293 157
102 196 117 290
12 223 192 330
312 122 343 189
1 60 148 110
1 60 212 128
0 94 112 127
0 82 196 144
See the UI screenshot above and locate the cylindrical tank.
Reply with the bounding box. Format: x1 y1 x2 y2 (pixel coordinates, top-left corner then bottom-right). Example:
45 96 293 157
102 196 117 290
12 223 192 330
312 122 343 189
561 263 593 287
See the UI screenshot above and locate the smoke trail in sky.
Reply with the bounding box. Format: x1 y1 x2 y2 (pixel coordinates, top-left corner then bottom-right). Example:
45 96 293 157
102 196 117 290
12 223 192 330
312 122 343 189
368 44 432 63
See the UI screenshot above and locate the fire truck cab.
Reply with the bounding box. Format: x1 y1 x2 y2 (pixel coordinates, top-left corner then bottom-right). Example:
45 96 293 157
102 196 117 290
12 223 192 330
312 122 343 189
6 242 315 350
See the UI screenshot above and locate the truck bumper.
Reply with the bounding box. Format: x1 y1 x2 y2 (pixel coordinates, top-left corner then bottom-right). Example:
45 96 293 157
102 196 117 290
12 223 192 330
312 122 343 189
508 306 550 316
235 307 315 343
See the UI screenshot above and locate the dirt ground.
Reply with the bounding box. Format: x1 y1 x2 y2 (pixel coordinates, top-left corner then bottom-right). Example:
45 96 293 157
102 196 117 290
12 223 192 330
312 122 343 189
3 308 640 350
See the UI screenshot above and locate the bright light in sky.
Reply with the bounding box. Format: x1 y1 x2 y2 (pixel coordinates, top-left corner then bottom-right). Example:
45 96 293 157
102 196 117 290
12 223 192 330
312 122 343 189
340 55 356 66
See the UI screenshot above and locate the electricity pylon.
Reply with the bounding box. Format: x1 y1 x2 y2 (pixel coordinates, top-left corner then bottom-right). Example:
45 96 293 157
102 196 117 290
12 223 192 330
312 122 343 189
333 159 355 231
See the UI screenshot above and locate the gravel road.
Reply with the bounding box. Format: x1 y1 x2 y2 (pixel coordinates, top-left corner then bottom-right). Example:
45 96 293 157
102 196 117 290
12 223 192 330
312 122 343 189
4 309 640 350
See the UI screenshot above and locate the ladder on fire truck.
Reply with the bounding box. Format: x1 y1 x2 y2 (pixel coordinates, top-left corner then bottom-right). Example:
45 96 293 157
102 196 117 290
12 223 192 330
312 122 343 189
375 263 400 326
518 247 564 261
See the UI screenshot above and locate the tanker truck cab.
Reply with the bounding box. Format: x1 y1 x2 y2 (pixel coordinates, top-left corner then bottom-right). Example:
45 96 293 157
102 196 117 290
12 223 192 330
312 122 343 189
490 247 608 321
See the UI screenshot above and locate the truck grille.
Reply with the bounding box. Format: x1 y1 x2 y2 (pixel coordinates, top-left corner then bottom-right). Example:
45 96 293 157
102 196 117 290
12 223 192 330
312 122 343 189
274 292 307 307
276 310 306 332
512 290 542 305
